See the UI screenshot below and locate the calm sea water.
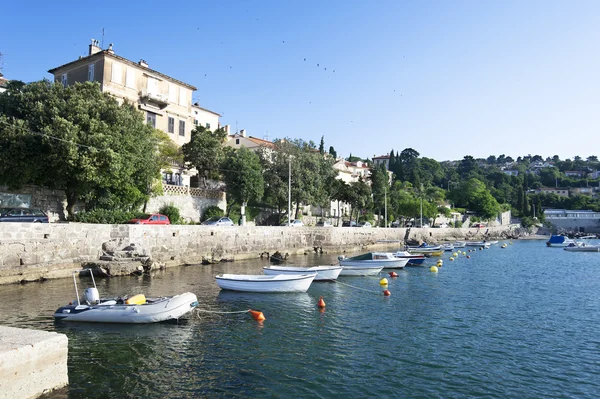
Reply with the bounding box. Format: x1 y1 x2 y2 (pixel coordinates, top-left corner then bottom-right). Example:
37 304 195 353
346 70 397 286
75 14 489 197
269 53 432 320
2 240 600 398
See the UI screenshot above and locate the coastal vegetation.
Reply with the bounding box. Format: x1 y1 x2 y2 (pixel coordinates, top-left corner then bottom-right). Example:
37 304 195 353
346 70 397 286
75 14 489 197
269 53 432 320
1 81 599 225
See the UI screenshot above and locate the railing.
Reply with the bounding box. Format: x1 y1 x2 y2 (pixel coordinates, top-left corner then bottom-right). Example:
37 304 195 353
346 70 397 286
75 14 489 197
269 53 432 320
162 184 224 199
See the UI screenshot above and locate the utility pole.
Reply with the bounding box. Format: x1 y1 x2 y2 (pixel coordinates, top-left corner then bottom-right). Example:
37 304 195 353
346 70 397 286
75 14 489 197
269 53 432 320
288 157 291 227
384 185 387 228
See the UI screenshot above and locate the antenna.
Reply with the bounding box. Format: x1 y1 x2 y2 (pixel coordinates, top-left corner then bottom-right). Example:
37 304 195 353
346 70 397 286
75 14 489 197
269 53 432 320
235 120 238 133
264 130 270 141
101 28 105 49
0 52 3 74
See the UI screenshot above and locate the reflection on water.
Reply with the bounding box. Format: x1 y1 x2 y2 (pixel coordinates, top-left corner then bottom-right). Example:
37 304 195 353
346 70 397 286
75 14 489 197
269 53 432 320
2 243 600 398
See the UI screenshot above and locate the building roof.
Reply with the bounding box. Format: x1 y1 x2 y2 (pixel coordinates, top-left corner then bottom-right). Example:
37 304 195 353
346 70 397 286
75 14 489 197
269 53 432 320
373 155 390 160
48 50 197 91
228 134 275 148
192 103 221 116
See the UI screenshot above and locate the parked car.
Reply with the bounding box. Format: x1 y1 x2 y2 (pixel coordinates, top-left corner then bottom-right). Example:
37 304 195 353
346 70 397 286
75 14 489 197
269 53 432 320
201 216 234 226
282 219 304 227
342 220 357 227
472 223 486 228
316 220 332 227
357 222 372 228
128 214 170 225
0 208 49 223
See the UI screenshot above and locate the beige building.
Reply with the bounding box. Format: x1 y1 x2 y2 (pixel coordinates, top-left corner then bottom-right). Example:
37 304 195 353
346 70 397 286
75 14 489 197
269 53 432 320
224 130 274 151
48 40 208 186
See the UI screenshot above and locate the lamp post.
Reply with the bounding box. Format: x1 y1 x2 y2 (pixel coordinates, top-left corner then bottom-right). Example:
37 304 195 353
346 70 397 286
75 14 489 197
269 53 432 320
384 185 387 228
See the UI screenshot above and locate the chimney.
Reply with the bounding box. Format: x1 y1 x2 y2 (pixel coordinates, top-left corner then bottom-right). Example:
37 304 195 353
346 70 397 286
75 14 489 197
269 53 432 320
107 43 114 54
240 129 246 137
139 59 148 68
89 38 102 56
224 125 230 134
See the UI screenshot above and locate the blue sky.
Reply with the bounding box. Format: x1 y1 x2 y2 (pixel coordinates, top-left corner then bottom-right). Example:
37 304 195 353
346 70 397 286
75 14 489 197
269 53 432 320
2 0 599 162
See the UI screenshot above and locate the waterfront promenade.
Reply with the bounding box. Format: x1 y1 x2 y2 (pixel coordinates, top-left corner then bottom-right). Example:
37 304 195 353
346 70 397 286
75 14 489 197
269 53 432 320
0 223 512 285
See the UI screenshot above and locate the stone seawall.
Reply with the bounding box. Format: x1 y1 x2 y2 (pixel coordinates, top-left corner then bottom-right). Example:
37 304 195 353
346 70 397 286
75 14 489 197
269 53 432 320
0 223 510 285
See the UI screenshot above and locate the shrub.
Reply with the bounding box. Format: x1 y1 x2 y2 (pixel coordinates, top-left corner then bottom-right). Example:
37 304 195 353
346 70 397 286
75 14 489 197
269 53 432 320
68 209 139 224
159 204 181 224
454 220 463 228
201 206 224 222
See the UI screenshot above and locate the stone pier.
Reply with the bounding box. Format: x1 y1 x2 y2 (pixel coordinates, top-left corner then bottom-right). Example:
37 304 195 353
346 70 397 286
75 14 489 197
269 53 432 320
0 326 68 399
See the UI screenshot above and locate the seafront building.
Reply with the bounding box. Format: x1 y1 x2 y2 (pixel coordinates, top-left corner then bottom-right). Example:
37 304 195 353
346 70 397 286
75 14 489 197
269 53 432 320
47 39 220 189
544 209 600 233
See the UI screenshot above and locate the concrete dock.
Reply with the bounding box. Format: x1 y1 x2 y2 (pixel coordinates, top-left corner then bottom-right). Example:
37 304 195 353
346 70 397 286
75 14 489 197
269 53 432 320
0 326 68 399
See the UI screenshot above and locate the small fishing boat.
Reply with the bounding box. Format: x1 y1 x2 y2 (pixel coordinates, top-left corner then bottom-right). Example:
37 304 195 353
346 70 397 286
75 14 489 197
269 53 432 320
54 271 198 323
453 241 466 248
564 243 600 252
546 235 576 247
338 252 407 269
338 264 384 276
393 251 426 266
487 240 499 245
262 265 343 281
407 247 444 257
215 273 316 292
466 241 491 249
441 244 455 251
269 251 289 263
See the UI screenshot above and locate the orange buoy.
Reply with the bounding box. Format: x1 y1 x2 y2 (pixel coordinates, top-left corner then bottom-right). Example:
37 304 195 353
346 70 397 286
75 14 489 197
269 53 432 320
383 290 391 296
388 271 398 277
249 310 266 322
317 296 326 308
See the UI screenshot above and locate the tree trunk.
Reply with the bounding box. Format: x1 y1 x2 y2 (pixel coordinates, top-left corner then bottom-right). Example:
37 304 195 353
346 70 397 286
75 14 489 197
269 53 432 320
65 189 78 218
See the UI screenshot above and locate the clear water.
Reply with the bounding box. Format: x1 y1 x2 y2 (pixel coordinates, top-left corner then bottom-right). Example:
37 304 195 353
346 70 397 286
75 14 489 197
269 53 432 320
2 240 600 398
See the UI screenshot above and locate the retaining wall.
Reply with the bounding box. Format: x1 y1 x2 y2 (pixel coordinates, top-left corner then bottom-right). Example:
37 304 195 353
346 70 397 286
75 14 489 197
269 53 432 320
0 223 510 285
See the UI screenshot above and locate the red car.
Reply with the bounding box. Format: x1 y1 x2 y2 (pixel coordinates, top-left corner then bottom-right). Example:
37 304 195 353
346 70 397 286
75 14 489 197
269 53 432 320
128 214 170 225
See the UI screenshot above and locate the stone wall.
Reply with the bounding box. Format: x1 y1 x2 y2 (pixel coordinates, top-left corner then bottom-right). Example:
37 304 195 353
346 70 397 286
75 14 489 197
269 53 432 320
0 223 511 285
0 185 70 222
546 218 600 233
145 188 226 223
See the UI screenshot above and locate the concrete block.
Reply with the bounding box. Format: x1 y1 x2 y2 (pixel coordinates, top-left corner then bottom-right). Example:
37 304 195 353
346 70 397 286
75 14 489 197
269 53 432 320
0 326 68 399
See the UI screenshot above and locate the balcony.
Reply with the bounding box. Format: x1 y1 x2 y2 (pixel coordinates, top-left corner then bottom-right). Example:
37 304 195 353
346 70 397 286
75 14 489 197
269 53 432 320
139 89 168 109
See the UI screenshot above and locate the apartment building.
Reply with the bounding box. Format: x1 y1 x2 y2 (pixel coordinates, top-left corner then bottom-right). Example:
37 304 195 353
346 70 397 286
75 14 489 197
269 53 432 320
48 40 197 146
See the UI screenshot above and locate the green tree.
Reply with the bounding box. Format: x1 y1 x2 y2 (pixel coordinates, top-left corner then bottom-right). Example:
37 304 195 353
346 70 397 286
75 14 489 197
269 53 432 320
328 146 337 159
319 136 325 155
369 164 389 225
223 147 264 218
0 80 159 216
181 125 228 186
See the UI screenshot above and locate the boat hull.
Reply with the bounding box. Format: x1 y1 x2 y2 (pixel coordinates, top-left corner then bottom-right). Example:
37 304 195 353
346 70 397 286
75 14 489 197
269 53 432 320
263 265 343 281
54 292 198 323
216 273 316 292
564 245 600 252
339 265 384 276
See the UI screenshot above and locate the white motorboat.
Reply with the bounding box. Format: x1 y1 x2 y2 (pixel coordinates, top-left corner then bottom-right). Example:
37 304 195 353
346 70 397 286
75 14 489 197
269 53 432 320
338 252 407 268
54 271 198 323
546 235 576 247
441 244 455 251
453 241 466 248
215 273 316 292
263 265 343 281
564 243 600 252
338 265 384 276
466 241 491 248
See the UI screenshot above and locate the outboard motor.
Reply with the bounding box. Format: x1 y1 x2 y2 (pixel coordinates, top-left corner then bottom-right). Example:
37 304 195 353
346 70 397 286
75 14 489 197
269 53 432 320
337 255 345 261
84 287 100 305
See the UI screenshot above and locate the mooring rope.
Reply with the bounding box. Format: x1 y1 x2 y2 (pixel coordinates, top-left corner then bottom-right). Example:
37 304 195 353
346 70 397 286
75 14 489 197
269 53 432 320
195 309 250 315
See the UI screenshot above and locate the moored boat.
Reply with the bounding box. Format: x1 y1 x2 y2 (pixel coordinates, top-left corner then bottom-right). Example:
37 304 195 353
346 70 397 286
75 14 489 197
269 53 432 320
215 273 316 292
338 252 408 269
564 243 600 252
466 241 491 249
54 271 198 323
339 265 384 276
546 235 576 247
393 251 426 266
453 241 466 248
263 265 343 281
441 244 455 251
407 248 444 257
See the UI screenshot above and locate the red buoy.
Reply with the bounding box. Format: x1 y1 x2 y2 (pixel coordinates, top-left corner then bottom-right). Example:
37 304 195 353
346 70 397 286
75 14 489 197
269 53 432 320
383 290 391 296
317 296 326 308
249 310 266 322
388 271 398 277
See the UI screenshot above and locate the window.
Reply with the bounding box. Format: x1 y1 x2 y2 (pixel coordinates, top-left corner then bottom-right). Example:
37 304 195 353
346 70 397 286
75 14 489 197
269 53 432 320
193 120 198 125
88 64 94 81
111 62 122 84
169 84 177 103
146 112 157 128
179 88 187 106
168 117 174 133
61 73 67 87
147 77 158 95
236 139 240 145
126 68 135 88
179 120 185 136
206 123 211 129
